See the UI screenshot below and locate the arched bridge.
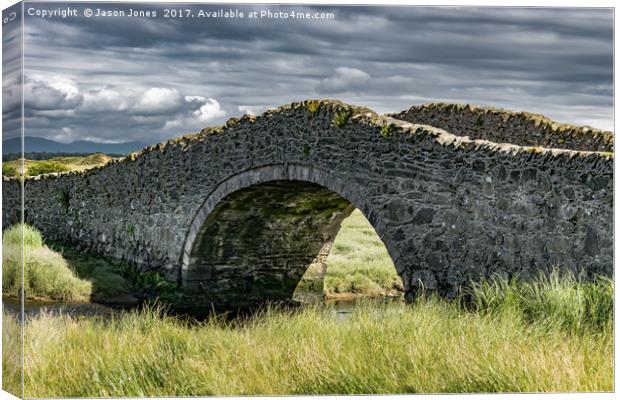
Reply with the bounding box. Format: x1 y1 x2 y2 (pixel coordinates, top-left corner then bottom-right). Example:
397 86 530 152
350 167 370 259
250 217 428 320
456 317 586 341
2 100 613 310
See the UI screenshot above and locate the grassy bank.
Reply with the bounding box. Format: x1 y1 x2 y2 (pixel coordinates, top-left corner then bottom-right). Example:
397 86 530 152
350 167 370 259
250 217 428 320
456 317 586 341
13 272 613 397
2 224 92 301
323 209 403 298
47 244 136 305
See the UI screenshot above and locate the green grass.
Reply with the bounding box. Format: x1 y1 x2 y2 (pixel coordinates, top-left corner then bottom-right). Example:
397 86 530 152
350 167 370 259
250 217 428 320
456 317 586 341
468 270 613 335
2 305 21 396
2 224 92 301
48 244 134 303
2 224 135 303
331 110 351 128
2 164 17 177
323 210 403 298
3 223 43 248
14 273 613 397
24 160 69 176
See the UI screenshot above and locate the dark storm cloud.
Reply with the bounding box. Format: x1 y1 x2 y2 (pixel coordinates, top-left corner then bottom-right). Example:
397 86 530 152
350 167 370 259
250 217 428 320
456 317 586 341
13 3 613 144
3 3 23 140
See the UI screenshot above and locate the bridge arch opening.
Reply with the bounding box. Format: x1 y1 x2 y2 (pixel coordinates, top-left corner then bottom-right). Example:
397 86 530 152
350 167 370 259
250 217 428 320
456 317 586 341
180 166 404 311
296 209 403 301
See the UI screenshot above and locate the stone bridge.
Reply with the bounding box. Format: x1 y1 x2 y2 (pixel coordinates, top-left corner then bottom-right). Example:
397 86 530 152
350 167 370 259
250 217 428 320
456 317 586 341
2 100 613 311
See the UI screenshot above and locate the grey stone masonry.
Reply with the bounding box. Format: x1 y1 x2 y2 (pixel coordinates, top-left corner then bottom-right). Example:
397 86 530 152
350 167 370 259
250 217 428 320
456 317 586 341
2 100 613 310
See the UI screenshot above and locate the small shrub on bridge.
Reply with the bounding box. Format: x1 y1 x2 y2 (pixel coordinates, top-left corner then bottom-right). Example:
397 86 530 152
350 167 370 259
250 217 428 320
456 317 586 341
380 124 393 140
475 114 485 127
332 110 351 128
307 100 320 116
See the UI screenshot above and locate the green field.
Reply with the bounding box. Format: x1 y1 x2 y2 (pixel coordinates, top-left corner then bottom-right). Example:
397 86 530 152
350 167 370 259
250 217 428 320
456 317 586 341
323 209 403 298
2 153 114 177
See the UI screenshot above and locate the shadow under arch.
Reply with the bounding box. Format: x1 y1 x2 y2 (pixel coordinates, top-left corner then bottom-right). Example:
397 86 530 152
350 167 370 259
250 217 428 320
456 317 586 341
179 164 403 311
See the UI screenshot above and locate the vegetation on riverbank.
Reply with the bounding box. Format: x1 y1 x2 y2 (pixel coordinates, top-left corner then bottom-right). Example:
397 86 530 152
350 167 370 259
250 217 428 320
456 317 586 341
2 224 91 301
47 244 136 305
323 209 403 298
10 272 612 397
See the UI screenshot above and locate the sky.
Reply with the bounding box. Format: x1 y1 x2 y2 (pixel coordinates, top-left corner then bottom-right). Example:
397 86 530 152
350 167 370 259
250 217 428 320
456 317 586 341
2 3 614 144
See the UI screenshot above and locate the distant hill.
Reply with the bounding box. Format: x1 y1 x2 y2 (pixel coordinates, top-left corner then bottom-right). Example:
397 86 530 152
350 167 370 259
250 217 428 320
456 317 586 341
2 136 148 156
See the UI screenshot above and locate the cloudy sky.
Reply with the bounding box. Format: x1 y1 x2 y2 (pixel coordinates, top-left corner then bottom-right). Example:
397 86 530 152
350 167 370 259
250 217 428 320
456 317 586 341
2 3 614 144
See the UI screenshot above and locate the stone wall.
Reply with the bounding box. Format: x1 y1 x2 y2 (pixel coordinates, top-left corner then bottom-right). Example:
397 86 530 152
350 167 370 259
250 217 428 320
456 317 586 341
391 103 613 152
2 100 613 310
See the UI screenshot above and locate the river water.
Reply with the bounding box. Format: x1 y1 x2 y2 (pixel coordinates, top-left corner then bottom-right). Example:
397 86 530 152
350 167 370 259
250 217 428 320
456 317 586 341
2 296 116 319
2 295 403 322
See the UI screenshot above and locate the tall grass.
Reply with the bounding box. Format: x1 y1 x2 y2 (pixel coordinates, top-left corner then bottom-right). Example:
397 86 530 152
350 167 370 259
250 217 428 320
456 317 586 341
468 270 613 334
3 224 43 248
323 210 403 297
2 305 21 396
15 273 613 397
2 224 91 301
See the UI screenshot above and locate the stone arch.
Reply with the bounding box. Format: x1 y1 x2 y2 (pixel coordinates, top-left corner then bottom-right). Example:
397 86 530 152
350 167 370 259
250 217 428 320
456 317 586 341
5 100 611 313
179 164 402 310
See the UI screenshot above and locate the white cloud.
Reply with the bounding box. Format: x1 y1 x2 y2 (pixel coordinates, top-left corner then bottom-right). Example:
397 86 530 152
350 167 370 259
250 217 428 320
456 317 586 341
33 109 76 118
133 87 184 115
81 136 131 144
164 97 227 131
237 105 266 116
193 98 226 122
2 77 21 113
163 119 183 130
50 127 79 143
24 75 83 110
81 87 128 113
316 67 372 94
185 95 207 103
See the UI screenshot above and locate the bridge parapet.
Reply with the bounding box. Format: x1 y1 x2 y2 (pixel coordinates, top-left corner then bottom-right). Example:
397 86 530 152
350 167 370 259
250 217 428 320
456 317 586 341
391 103 613 152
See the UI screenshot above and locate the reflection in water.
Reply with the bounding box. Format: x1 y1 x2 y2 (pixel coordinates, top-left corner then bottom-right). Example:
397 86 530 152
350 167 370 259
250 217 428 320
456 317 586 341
324 297 404 322
3 296 115 320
